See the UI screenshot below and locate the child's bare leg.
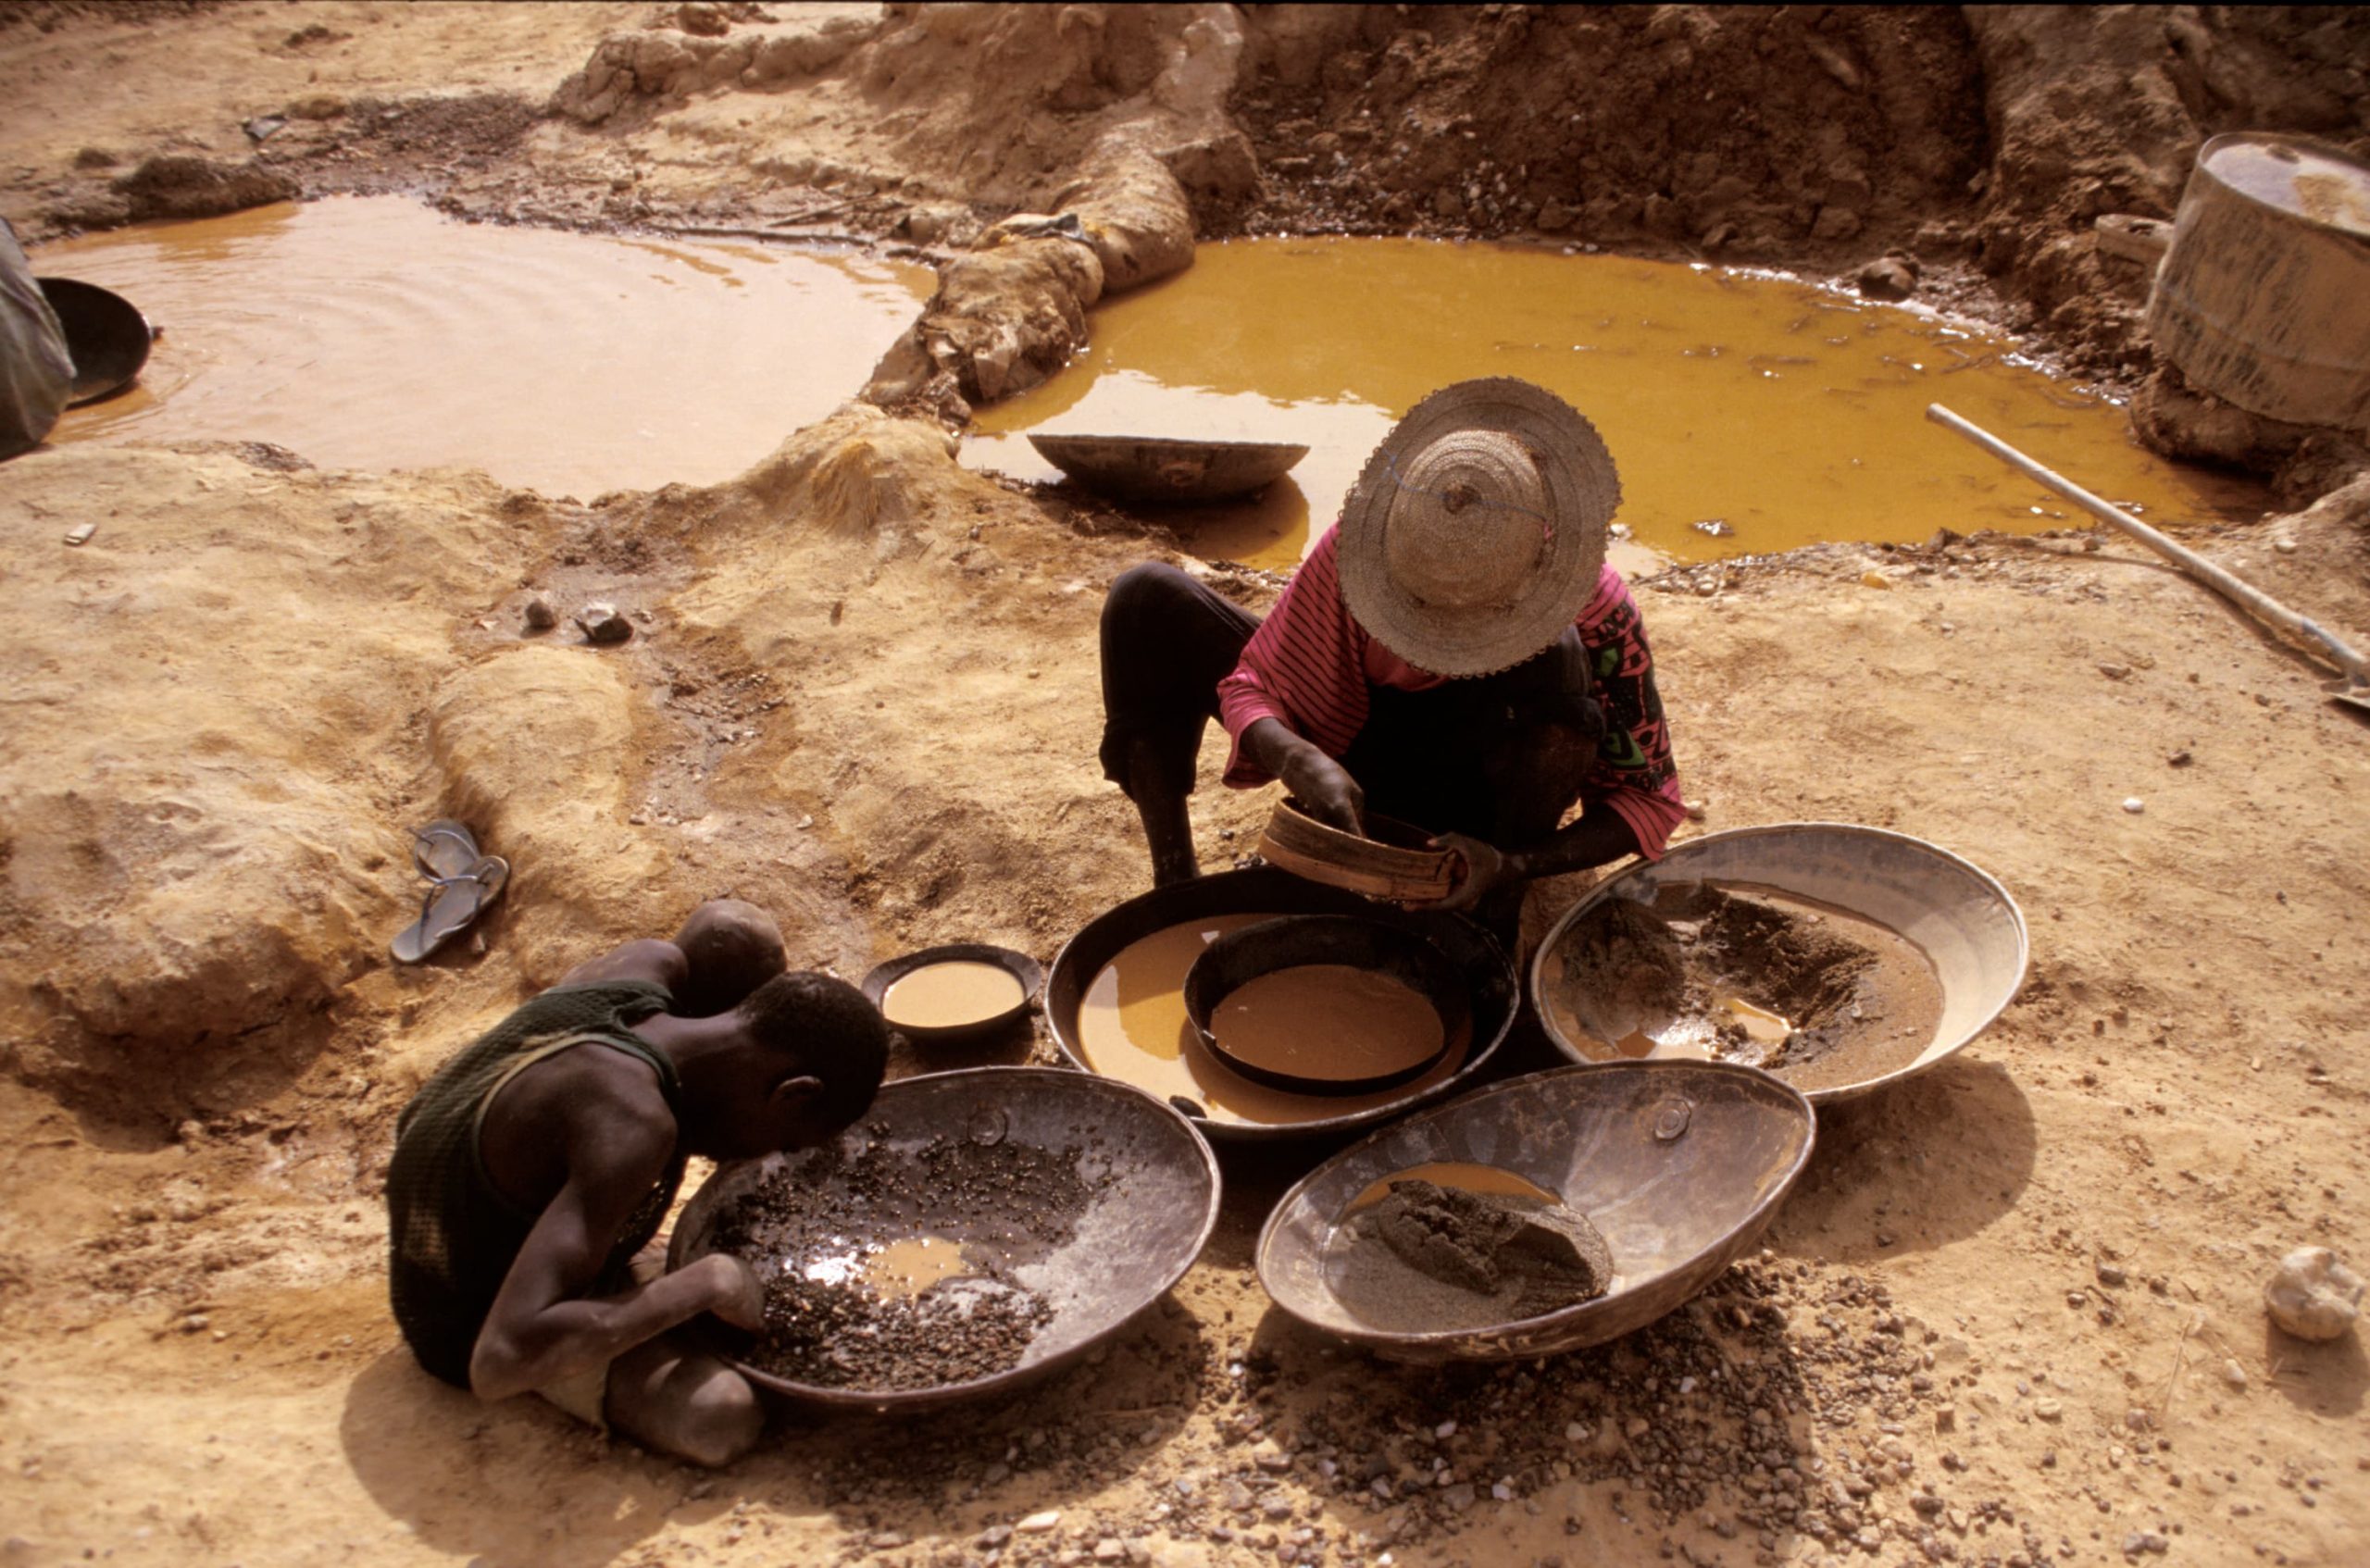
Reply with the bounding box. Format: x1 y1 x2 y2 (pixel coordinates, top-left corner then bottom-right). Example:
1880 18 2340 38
669 900 788 1017
605 1333 765 1467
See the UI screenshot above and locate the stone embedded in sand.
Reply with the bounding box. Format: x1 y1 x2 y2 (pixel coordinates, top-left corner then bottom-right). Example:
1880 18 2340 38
522 594 557 632
2264 1246 2364 1341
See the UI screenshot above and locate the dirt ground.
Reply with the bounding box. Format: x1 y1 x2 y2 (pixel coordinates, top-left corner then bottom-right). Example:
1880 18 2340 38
2 6 2368 1568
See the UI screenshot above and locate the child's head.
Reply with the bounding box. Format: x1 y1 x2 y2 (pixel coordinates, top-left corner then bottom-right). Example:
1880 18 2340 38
694 971 889 1158
669 899 789 1017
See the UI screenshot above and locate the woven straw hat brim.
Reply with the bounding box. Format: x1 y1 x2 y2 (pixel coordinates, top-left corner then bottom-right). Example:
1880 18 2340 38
1338 379 1620 678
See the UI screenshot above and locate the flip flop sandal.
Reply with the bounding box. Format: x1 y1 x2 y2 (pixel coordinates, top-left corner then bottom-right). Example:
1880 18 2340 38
391 855 510 964
410 818 483 882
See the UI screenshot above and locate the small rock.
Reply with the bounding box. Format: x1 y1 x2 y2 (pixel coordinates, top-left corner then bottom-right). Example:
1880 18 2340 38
2098 663 2132 680
2097 1261 2128 1288
2166 749 2192 767
2221 1359 2248 1390
2034 1399 2064 1422
2122 1528 2169 1556
1093 1540 1127 1562
870 1532 908 1550
977 1524 1014 1548
2264 1246 2364 1340
523 594 557 632
576 602 632 645
1855 255 1917 300
1017 1511 1061 1534
1860 569 1894 591
2122 798 2145 815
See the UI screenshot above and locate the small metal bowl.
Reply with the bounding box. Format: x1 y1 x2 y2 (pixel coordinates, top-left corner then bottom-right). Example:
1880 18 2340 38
860 942 1042 1046
36 277 152 405
1257 1061 1815 1363
1182 915 1465 1095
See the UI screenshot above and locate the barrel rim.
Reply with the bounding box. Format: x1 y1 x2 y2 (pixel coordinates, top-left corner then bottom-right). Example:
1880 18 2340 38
2191 131 2370 243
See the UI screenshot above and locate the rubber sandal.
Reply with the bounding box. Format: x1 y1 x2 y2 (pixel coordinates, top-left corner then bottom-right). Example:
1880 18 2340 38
391 855 510 964
410 818 482 882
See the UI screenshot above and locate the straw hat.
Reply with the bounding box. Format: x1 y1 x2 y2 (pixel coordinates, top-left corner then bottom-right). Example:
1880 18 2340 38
1338 379 1620 678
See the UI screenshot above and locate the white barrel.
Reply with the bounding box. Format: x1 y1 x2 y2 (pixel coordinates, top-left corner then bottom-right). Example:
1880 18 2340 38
2146 133 2370 433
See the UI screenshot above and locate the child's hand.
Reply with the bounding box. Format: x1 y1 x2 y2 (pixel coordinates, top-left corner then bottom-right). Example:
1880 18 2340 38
702 1254 767 1330
1428 832 1511 913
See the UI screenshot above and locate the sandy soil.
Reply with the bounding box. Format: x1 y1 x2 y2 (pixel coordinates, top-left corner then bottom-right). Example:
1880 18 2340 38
2 6 2368 1568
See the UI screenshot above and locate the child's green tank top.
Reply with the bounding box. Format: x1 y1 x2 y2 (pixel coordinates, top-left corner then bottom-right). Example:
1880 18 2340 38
384 980 683 1388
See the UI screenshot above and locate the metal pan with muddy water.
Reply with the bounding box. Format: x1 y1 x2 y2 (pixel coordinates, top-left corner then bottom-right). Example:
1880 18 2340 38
1257 1061 1815 1363
1529 824 2028 1104
667 1066 1219 1413
1181 915 1465 1096
1044 866 1518 1142
860 942 1042 1047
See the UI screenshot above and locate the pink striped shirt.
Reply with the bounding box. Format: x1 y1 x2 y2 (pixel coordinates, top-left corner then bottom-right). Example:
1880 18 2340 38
1216 526 1685 858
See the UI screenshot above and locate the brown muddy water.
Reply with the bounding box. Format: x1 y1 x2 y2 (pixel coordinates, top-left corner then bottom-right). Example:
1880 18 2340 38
968 238 2264 569
33 197 931 496
880 961 1027 1031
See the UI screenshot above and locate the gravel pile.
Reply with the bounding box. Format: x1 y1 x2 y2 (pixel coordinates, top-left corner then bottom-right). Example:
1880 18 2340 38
706 1128 1096 1392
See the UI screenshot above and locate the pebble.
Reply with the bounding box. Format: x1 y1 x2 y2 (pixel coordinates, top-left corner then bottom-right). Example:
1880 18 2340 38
1017 1512 1061 1534
2122 1529 2169 1556
2264 1246 2363 1340
2034 1399 2064 1422
2096 1261 2128 1288
2122 797 2145 814
2220 1359 2248 1390
576 602 633 645
522 594 557 632
1093 1540 1127 1562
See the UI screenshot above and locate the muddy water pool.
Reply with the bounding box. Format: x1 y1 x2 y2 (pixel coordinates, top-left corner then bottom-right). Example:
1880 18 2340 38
969 238 2263 568
34 197 932 496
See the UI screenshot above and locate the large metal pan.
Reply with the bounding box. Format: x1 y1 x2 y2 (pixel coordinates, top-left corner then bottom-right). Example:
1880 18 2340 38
1531 823 2028 1104
1044 865 1517 1142
1257 1061 1815 1362
36 278 152 405
1028 433 1308 504
667 1066 1219 1413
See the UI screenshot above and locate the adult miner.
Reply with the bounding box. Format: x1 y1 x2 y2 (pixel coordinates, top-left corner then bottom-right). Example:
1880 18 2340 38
1096 379 1683 932
386 900 888 1465
0 218 72 462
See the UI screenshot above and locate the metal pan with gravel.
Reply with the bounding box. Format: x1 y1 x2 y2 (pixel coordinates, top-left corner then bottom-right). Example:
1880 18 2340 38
667 1066 1221 1413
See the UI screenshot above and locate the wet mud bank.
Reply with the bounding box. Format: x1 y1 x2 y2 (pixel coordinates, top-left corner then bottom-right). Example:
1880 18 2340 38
10 6 2369 474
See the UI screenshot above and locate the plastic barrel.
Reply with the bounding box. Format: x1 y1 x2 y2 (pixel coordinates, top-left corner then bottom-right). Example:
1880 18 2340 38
2145 133 2370 434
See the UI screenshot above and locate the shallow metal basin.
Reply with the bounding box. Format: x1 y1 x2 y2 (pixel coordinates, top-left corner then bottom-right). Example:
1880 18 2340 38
1530 823 2029 1104
1044 866 1517 1142
1257 1061 1815 1362
1027 433 1308 504
667 1066 1219 1413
